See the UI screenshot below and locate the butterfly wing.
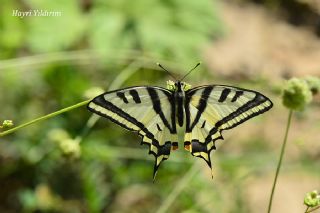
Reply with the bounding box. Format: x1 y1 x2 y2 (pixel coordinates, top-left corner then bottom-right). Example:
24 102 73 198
184 85 273 173
87 86 177 180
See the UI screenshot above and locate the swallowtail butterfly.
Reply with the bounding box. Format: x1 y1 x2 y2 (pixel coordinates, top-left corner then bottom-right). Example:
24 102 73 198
87 63 273 180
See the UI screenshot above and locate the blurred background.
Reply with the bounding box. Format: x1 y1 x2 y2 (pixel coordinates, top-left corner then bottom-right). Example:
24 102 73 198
0 0 319 212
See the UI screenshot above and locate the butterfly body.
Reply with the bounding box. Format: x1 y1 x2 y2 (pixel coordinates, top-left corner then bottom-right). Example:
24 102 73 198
173 81 187 127
87 80 273 180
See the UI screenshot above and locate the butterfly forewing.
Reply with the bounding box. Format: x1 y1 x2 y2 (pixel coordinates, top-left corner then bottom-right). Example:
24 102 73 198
184 85 273 169
87 86 177 179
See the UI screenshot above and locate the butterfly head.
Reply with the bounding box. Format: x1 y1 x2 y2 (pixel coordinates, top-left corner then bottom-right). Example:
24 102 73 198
157 62 200 91
167 80 192 92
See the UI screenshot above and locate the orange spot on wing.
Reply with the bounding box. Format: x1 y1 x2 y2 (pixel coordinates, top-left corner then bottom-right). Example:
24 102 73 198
184 144 190 151
172 145 178 151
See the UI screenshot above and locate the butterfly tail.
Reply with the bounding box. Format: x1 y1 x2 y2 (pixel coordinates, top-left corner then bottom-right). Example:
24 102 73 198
184 139 216 178
150 142 171 181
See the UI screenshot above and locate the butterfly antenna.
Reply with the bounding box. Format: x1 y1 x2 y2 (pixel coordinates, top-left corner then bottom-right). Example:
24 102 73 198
180 62 201 81
157 63 177 81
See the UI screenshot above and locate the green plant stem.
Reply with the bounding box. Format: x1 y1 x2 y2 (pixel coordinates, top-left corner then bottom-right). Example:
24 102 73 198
305 206 310 213
156 161 199 213
0 49 182 73
306 206 320 213
267 110 293 213
0 100 90 137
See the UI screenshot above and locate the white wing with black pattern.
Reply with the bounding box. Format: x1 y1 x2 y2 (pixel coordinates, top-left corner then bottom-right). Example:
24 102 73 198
87 86 177 180
184 85 273 173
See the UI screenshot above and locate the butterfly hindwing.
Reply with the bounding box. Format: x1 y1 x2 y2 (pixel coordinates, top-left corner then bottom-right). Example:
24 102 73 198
87 86 177 179
184 85 273 171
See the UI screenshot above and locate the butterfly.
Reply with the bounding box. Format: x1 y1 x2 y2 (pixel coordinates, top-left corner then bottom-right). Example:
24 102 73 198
87 63 273 180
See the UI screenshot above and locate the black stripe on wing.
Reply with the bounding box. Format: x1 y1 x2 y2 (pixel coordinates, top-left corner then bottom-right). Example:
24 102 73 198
185 86 213 132
204 91 273 145
116 92 129 104
231 90 244 102
218 88 231 102
147 87 177 134
129 89 142 103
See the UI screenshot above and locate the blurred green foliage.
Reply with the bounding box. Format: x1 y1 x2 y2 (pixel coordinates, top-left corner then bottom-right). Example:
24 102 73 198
1 0 223 64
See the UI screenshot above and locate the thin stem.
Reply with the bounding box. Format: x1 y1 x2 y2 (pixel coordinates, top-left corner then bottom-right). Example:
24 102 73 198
108 61 143 91
305 206 310 213
0 100 90 137
306 206 320 213
0 49 182 73
0 49 138 70
156 162 199 213
267 110 293 213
